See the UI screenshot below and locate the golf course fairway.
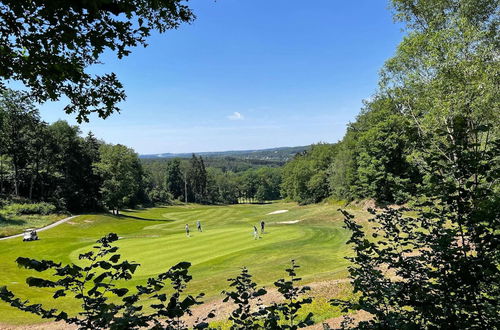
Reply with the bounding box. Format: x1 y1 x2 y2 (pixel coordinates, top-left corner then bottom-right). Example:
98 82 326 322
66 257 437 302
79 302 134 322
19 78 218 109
0 201 369 326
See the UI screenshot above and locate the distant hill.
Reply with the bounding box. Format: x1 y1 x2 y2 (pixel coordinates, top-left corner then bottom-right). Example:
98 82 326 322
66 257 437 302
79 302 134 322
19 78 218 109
140 146 310 162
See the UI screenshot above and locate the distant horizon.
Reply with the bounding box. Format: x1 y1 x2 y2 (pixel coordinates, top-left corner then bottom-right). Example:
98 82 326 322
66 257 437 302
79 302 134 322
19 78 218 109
139 144 313 157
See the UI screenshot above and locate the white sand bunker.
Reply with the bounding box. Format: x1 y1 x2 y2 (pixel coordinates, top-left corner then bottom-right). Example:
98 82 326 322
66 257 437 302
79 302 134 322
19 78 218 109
277 220 301 224
267 210 289 215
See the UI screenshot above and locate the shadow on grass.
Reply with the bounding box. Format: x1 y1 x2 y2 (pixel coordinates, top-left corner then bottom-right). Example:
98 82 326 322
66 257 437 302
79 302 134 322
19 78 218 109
121 206 172 213
0 216 26 227
116 214 175 222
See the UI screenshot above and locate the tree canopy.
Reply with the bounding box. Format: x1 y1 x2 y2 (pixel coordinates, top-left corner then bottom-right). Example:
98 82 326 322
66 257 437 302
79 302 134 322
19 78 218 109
333 0 499 327
0 0 195 122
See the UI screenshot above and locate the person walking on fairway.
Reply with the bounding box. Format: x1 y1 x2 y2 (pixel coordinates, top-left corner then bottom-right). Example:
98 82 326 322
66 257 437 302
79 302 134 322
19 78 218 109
260 220 265 234
185 224 190 237
253 225 259 240
197 220 202 232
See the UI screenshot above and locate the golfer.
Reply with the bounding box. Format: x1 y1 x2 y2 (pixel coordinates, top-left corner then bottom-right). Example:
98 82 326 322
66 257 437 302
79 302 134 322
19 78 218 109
253 225 259 240
260 220 265 234
197 220 202 232
185 224 190 237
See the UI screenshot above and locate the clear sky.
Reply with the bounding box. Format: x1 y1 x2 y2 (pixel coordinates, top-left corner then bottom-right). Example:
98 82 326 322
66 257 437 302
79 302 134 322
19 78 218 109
38 0 404 155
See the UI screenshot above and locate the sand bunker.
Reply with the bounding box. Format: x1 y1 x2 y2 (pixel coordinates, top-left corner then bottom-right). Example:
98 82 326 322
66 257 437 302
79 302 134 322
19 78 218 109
277 220 301 224
267 210 289 215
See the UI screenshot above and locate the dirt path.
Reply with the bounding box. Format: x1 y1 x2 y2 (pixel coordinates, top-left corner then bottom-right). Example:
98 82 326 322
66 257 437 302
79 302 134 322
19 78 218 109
0 215 79 241
304 310 372 329
0 322 75 330
185 278 353 326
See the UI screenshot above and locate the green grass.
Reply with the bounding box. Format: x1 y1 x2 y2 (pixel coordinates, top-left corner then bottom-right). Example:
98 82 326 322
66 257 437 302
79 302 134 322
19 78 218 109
0 202 370 326
0 213 68 237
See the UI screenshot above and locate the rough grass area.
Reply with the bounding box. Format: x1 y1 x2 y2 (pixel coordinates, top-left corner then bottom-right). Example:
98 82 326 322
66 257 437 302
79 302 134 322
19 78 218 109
0 202 371 326
0 213 68 238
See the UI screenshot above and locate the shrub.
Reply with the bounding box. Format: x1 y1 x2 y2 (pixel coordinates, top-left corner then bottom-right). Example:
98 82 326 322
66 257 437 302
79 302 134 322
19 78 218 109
4 202 57 215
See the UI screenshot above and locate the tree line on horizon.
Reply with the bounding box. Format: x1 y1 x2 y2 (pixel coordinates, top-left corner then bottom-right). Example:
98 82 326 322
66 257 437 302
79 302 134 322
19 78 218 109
0 93 283 213
143 157 282 205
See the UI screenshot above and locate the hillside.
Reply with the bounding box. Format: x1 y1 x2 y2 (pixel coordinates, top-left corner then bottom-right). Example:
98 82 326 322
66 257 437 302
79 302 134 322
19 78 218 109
140 145 310 162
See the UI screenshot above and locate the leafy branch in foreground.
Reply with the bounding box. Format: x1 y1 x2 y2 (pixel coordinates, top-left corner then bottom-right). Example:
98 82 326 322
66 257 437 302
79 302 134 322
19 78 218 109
222 262 314 330
0 233 211 329
222 267 267 329
264 260 314 329
0 0 195 122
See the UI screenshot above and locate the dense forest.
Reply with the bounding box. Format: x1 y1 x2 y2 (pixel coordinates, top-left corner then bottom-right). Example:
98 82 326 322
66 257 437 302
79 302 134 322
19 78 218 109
0 92 284 213
280 98 421 205
142 157 282 205
0 89 145 213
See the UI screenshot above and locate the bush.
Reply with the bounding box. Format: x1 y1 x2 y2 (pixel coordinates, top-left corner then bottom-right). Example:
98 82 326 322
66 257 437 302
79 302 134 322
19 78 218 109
4 202 57 215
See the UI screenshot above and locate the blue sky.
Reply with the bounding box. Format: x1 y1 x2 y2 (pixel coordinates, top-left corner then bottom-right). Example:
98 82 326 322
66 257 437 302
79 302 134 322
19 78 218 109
38 0 404 154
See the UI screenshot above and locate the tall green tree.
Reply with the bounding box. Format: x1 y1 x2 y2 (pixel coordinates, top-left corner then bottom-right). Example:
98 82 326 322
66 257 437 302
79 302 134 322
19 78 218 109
334 0 499 328
94 144 143 214
165 158 185 200
79 132 103 210
187 154 208 203
45 121 87 210
281 144 337 204
0 90 40 196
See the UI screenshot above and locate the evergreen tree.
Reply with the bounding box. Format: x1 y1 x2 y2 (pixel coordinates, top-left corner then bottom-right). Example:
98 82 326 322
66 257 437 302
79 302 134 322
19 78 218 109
165 159 185 200
187 154 208 203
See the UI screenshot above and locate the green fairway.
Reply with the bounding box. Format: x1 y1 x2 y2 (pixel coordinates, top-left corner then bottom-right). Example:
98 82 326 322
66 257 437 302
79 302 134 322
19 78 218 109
0 201 369 325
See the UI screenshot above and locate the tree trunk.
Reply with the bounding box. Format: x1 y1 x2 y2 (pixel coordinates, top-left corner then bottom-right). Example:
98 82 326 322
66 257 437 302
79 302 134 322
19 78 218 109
29 173 34 200
13 162 19 196
0 156 3 195
184 173 188 203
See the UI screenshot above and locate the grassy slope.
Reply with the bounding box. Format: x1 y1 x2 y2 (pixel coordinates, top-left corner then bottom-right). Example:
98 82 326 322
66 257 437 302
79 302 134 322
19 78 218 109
0 213 68 237
0 202 370 325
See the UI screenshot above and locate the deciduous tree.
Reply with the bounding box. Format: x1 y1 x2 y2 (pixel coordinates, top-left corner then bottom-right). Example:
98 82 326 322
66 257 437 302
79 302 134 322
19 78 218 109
0 0 195 122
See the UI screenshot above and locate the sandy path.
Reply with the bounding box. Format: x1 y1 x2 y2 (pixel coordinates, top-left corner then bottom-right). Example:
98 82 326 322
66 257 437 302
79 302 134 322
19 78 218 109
0 322 76 330
0 215 79 241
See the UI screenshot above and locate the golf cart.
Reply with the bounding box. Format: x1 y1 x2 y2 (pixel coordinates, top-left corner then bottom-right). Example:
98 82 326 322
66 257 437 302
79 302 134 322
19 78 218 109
23 229 39 241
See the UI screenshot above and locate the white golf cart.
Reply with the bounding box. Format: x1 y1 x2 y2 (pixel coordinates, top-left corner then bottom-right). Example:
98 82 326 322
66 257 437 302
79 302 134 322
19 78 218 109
23 229 39 241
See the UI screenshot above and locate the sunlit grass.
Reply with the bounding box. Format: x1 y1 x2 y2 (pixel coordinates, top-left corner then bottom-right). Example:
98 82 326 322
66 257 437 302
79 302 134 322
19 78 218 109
0 201 371 325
